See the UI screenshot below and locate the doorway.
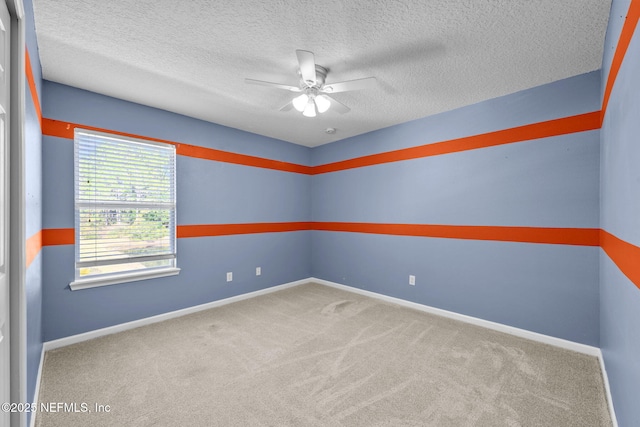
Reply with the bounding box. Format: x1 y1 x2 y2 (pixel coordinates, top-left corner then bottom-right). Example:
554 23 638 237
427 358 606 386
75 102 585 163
0 1 12 425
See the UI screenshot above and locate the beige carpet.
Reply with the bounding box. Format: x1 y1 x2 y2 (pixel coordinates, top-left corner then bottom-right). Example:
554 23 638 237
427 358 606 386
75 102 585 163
36 283 612 426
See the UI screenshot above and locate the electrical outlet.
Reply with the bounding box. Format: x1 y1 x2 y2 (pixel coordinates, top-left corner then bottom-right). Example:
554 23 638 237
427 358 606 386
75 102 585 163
226 272 233 282
256 267 261 276
409 275 416 286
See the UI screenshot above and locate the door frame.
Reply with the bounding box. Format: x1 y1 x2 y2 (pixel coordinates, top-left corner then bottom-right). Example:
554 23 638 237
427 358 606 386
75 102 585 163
6 0 25 426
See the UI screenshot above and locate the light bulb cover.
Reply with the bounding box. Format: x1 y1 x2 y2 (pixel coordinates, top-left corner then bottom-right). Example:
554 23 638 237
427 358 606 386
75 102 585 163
292 94 309 112
315 95 331 113
302 100 317 117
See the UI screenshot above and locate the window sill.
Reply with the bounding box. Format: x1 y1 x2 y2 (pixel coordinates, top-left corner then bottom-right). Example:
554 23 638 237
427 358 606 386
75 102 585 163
70 267 181 291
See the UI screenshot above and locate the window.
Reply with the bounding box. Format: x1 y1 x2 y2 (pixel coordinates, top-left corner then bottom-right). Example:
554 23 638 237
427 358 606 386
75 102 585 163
72 129 178 290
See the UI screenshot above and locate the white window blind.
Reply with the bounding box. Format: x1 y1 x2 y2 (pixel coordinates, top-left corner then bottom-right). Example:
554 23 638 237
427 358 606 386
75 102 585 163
74 129 176 280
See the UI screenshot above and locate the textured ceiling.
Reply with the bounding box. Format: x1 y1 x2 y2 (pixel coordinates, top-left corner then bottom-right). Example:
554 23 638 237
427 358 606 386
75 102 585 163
33 0 611 147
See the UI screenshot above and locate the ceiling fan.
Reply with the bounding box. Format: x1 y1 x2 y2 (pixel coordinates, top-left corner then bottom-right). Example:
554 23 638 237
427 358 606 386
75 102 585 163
245 50 376 118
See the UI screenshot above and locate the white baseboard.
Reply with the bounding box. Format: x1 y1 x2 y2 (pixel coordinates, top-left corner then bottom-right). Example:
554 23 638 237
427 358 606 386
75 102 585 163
312 278 601 356
43 277 603 356
37 276 617 427
312 278 618 426
43 278 309 351
598 349 619 427
29 346 45 427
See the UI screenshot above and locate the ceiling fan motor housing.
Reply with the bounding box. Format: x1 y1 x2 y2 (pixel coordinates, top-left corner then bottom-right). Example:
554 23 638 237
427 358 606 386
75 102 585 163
300 65 328 88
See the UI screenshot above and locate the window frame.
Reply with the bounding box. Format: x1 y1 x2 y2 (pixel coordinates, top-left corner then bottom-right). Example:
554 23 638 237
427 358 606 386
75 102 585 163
70 128 179 291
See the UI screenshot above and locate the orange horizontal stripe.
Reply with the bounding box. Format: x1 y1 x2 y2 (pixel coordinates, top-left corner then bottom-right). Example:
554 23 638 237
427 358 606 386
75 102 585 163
311 222 600 246
600 230 640 291
25 48 42 128
176 144 312 174
42 118 312 175
39 223 310 245
39 223 599 246
42 228 75 246
313 111 601 174
177 222 312 238
602 0 640 123
26 230 43 268
32 224 640 290
44 112 599 176
43 118 181 146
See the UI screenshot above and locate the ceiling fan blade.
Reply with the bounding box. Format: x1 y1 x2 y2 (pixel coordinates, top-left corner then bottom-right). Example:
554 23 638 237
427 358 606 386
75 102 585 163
322 77 377 93
245 78 301 92
324 95 351 114
279 101 294 111
296 50 317 86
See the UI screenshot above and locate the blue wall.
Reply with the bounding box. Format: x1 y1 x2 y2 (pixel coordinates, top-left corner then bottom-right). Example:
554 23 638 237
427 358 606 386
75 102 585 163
40 73 603 347
24 0 43 421
41 82 312 341
599 1 640 426
311 72 601 346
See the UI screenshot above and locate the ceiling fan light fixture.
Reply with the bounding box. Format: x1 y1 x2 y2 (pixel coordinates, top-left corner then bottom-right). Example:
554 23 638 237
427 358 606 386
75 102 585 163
302 100 317 117
315 95 331 113
245 50 375 117
292 94 309 112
